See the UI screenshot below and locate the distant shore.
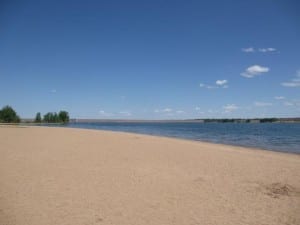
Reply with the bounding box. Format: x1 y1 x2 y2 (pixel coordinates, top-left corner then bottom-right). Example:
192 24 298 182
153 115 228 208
1 126 299 225
18 116 300 124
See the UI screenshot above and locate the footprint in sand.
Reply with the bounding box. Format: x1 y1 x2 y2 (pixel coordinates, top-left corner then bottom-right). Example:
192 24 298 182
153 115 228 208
263 182 300 199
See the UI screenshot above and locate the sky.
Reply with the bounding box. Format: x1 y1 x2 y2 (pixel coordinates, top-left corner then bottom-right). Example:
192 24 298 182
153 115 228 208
0 0 300 119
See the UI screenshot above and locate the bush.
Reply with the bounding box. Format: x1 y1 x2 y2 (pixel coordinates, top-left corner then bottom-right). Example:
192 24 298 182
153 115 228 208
0 105 21 123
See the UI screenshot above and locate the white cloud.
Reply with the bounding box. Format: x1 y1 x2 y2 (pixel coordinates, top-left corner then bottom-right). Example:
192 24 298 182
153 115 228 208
200 80 229 89
281 70 300 87
119 111 132 116
199 83 216 89
284 102 294 106
241 47 277 53
206 85 216 89
195 107 205 114
254 102 273 107
258 48 277 53
242 47 255 53
281 82 300 87
50 89 57 93
207 109 219 114
99 110 132 117
216 80 228 86
274 96 285 100
162 108 172 112
176 110 185 114
223 104 238 113
153 108 186 117
154 108 173 113
241 65 270 78
284 100 300 107
99 110 113 117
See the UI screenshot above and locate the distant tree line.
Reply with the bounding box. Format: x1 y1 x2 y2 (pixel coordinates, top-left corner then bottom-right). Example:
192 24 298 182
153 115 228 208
196 118 280 123
35 111 69 123
258 118 277 123
0 105 69 124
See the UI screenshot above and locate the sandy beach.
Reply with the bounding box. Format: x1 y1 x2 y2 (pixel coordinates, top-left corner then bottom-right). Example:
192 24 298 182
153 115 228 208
0 126 299 225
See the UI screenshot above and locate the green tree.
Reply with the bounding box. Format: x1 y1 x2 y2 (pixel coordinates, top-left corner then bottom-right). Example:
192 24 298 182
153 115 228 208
43 111 69 123
35 112 42 123
43 112 52 123
44 112 55 123
51 112 59 123
58 111 69 123
0 105 21 123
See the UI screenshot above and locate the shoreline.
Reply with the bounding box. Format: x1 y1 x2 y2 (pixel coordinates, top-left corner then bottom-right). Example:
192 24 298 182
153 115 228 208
1 126 300 225
22 124 300 155
1 124 300 157
57 125 300 155
2 124 300 155
0 124 292 155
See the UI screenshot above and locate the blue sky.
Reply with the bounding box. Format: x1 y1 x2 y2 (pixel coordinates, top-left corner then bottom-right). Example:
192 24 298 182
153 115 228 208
1 0 300 119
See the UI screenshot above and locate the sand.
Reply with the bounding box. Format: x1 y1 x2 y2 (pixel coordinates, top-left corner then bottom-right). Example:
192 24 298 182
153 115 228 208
0 126 299 225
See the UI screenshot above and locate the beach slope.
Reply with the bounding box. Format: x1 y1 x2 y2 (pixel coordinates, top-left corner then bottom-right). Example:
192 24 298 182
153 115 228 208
0 126 300 225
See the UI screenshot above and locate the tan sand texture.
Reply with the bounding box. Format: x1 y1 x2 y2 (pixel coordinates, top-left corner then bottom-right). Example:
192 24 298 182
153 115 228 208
0 126 300 225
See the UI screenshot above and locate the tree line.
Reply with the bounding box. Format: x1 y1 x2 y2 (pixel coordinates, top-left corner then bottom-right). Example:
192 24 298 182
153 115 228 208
0 105 69 123
35 111 69 123
197 118 279 123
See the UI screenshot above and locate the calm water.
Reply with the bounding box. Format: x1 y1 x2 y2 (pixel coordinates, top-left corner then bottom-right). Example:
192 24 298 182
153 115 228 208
54 122 300 154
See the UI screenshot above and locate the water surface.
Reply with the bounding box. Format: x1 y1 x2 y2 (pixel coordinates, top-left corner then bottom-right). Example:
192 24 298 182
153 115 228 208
53 122 300 154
